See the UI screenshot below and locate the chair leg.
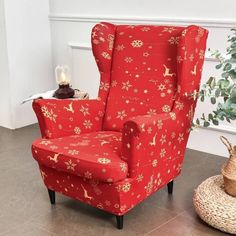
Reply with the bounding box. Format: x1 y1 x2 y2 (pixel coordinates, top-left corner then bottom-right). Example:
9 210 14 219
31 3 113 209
116 215 124 229
167 180 174 194
47 188 55 204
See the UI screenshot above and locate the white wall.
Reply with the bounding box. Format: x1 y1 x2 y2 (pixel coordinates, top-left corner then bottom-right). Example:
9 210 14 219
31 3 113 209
0 0 54 129
0 0 12 128
49 0 236 20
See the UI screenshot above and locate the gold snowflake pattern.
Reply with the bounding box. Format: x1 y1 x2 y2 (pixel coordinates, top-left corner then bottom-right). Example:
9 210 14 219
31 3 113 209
124 57 133 63
49 145 58 150
91 31 97 39
41 106 57 123
147 127 152 134
158 84 166 91
136 174 144 182
68 149 79 155
111 80 117 87
177 55 183 63
122 182 131 192
199 50 205 59
175 101 184 110
141 27 150 32
131 40 143 48
120 163 127 172
169 112 176 120
152 159 158 167
177 133 184 143
176 163 182 172
160 134 166 145
163 27 176 33
97 158 111 164
168 37 179 45
40 140 52 146
162 105 171 112
147 109 157 115
100 82 110 91
65 159 77 171
157 120 163 129
143 52 149 57
83 120 93 129
120 205 127 212
117 110 127 120
105 200 111 206
74 127 81 134
160 148 166 158
189 54 194 61
116 44 125 51
101 52 111 60
122 81 132 91
84 171 92 179
171 132 176 139
79 106 90 116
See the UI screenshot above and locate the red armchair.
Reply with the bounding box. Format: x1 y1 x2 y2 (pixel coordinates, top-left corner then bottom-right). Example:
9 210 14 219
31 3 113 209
31 22 208 229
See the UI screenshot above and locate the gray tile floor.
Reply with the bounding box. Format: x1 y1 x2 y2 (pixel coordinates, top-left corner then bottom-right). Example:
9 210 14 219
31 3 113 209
0 124 230 236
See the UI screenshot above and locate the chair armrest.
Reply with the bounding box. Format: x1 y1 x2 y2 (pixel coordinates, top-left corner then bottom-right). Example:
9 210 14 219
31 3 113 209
33 99 105 139
121 96 194 178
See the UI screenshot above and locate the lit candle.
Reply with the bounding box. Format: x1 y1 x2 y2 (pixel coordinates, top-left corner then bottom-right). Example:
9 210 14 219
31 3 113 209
55 65 71 85
60 71 67 84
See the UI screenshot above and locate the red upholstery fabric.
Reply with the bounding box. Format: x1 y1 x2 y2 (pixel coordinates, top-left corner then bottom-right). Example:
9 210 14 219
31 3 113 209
31 22 208 217
33 99 105 139
103 25 182 131
39 163 175 215
32 131 127 183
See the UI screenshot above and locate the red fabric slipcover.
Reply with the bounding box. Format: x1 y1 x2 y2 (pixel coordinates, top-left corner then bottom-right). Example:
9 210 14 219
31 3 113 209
31 22 208 216
32 131 127 183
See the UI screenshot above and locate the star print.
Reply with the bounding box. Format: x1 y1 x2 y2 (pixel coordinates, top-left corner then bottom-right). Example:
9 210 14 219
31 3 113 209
65 159 77 171
116 44 125 51
122 81 132 91
117 110 127 120
158 84 166 91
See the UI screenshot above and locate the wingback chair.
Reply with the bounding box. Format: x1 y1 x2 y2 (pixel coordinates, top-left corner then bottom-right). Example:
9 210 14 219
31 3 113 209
32 22 208 229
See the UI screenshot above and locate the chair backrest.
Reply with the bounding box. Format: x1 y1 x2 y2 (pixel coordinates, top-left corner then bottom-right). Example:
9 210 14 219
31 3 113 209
91 22 208 131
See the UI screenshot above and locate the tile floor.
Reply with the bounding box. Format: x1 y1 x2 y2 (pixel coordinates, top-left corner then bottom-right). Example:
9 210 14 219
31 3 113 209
0 124 230 236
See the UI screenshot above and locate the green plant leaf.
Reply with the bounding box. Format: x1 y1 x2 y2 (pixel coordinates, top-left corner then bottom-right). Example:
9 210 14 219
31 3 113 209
223 63 232 71
196 118 200 125
208 113 213 120
221 72 229 78
215 64 222 69
215 88 221 97
203 121 210 127
230 87 236 98
210 97 216 104
212 119 219 125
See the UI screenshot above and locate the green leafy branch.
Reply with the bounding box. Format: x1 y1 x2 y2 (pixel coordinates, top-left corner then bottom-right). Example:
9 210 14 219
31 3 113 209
193 28 236 128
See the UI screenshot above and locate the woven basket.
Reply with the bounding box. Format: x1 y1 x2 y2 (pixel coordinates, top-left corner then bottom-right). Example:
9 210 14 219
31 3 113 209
193 175 236 234
220 136 236 197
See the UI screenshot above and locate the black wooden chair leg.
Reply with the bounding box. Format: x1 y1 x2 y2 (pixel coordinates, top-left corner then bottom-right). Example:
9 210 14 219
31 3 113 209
167 180 174 194
48 189 55 204
116 215 124 229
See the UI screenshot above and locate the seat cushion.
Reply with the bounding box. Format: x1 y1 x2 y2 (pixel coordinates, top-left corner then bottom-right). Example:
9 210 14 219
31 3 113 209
32 131 127 183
